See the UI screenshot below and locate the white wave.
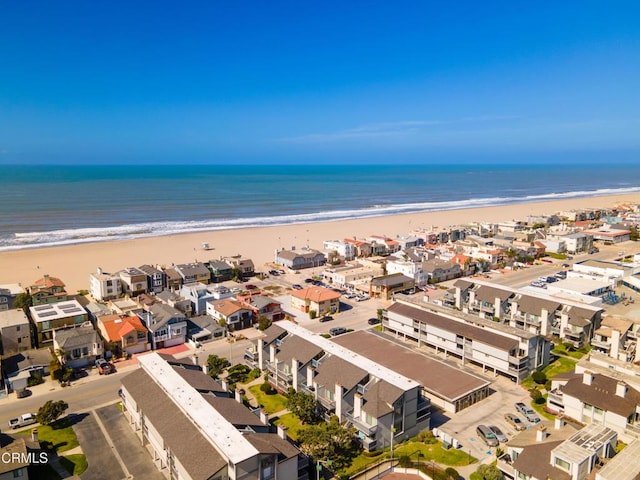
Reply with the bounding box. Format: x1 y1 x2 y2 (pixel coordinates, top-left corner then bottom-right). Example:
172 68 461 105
3 185 640 251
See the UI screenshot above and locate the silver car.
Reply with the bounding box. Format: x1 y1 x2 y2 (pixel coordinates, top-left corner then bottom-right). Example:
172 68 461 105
489 425 508 443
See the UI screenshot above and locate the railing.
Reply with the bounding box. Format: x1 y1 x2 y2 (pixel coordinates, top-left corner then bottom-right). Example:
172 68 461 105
548 391 563 406
497 457 515 478
625 423 640 439
345 412 377 436
590 339 611 350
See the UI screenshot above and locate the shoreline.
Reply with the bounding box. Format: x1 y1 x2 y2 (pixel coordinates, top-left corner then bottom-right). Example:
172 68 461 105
1 192 639 292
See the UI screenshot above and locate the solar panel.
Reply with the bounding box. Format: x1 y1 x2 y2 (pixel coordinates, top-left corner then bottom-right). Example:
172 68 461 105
38 311 57 317
34 305 52 311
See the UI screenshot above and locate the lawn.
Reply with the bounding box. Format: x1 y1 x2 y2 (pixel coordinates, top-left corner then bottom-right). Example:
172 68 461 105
272 413 302 441
345 440 477 476
552 344 590 360
521 356 577 390
59 454 88 476
248 385 288 414
531 396 556 421
17 418 79 453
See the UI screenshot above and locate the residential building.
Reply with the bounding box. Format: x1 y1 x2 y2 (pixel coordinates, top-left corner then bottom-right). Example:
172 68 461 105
53 323 103 368
97 314 150 355
548 370 640 440
222 255 256 277
163 267 183 290
446 279 603 348
0 432 41 480
334 330 491 413
110 298 143 316
421 258 462 283
595 439 640 480
118 267 149 296
29 299 88 345
187 315 226 345
155 290 193 316
121 352 307 480
29 274 68 305
290 286 341 315
207 299 254 331
572 259 630 284
321 262 384 289
89 268 122 301
583 226 631 244
395 234 423 249
235 294 284 322
344 238 373 257
138 264 166 293
174 262 211 284
367 235 401 255
0 284 24 311
591 315 640 362
139 304 187 350
254 323 430 452
499 420 616 480
386 259 430 286
323 240 356 261
274 248 326 270
0 309 32 355
180 283 233 316
550 232 593 254
206 260 234 283
370 273 414 300
384 298 551 382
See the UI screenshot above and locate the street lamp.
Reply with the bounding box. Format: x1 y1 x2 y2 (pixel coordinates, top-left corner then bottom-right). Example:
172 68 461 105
316 459 332 480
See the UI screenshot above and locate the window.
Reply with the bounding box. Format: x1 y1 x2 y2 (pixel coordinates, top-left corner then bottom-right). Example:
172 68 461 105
261 457 275 480
555 458 570 471
16 324 20 331
13 468 24 477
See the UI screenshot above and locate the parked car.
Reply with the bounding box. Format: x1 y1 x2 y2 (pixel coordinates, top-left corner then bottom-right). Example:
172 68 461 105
96 358 113 375
245 284 258 290
504 413 526 431
368 318 381 325
476 425 499 447
515 402 540 423
319 316 333 323
292 284 303 290
329 327 347 337
269 270 280 276
356 294 369 302
488 425 508 443
304 278 314 283
8 413 37 430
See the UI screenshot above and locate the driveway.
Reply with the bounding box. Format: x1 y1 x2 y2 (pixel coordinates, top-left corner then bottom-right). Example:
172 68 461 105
95 404 165 480
72 412 125 480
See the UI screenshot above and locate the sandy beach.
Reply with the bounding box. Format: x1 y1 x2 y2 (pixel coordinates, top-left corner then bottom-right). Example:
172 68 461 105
1 193 638 292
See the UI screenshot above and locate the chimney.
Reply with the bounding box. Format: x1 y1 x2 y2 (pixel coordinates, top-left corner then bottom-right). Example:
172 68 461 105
44 274 50 281
97 267 103 275
220 378 228 392
536 425 548 442
335 383 344 421
259 410 268 425
616 381 627 398
291 358 299 390
354 393 363 418
306 366 315 387
31 429 38 443
269 344 276 365
277 424 288 440
235 388 243 404
202 363 209 376
583 371 594 386
555 417 565 430
192 353 199 366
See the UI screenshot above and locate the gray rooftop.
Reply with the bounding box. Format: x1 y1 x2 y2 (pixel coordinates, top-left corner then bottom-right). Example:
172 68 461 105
53 325 99 350
0 309 30 328
596 439 640 480
313 355 368 392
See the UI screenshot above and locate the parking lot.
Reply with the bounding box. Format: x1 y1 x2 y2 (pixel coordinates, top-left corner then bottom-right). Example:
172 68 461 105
433 374 538 461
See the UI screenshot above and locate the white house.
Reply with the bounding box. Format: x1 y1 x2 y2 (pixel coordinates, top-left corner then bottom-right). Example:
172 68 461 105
89 268 122 301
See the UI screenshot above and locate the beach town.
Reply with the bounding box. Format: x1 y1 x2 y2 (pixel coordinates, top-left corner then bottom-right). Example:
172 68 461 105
2 194 640 480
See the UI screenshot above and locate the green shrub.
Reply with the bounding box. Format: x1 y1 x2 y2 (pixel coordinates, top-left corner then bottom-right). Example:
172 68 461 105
398 455 412 468
309 310 317 319
259 381 275 395
532 371 547 385
529 388 543 402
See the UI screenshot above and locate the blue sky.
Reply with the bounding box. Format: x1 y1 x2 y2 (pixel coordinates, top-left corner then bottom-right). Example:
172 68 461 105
1 1 639 164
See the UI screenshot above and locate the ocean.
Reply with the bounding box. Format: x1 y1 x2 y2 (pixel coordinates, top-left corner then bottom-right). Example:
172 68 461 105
1 163 640 251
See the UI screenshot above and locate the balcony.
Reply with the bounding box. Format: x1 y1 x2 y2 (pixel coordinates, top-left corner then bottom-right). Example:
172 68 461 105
345 412 377 436
590 338 611 351
548 390 564 407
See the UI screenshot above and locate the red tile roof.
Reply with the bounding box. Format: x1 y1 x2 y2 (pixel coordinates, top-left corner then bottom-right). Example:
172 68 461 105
291 286 341 303
100 314 147 342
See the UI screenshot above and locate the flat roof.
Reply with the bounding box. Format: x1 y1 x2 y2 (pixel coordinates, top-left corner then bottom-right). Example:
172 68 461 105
28 300 86 323
277 322 417 391
549 277 611 294
596 439 640 480
138 353 259 464
333 330 490 401
0 309 29 328
552 423 616 463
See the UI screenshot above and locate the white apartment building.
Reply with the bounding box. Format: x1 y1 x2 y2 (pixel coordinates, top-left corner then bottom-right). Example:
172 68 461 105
89 268 122 301
322 240 356 261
